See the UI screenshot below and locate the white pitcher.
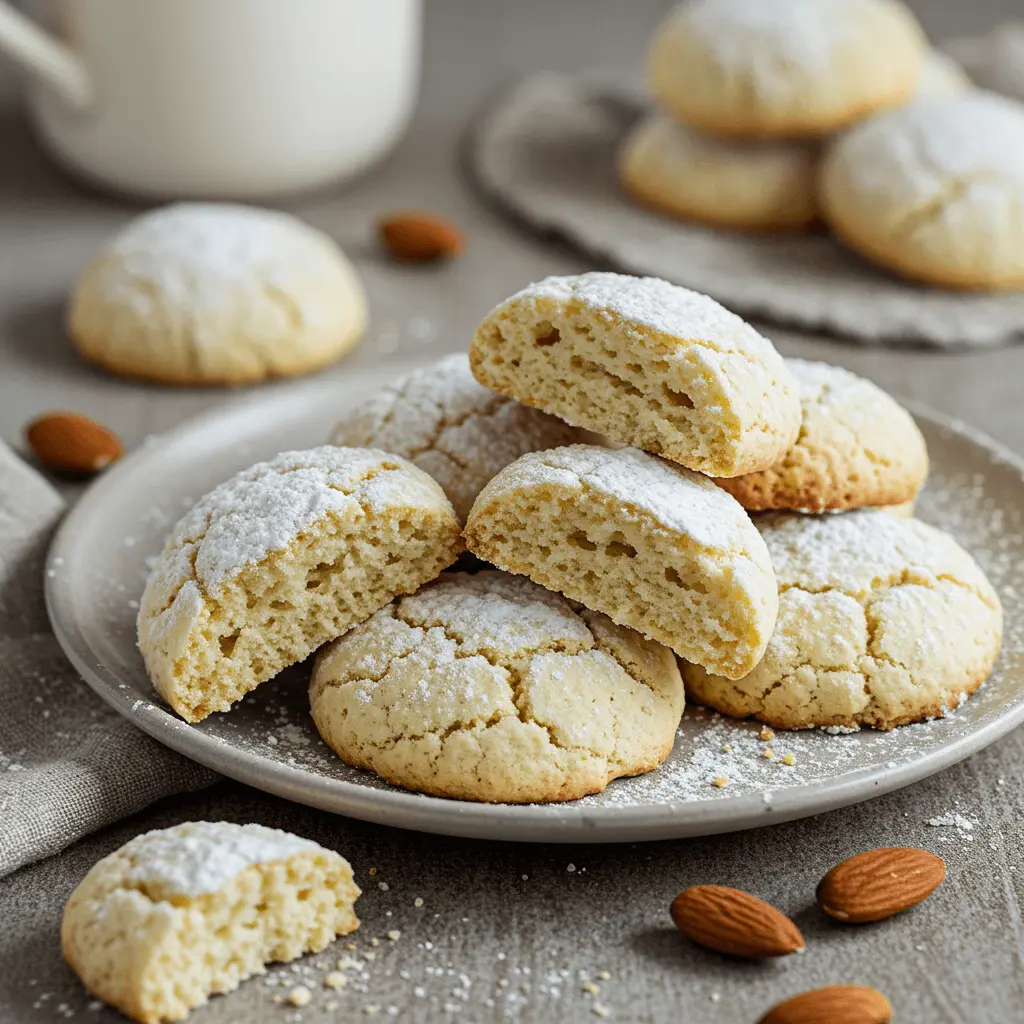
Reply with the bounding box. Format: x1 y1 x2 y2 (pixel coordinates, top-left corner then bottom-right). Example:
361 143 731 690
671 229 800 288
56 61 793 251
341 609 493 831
0 0 422 198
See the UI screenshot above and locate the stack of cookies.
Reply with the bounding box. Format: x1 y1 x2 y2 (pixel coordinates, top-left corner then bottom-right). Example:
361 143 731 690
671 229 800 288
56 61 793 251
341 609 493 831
138 272 1003 804
616 1 1024 291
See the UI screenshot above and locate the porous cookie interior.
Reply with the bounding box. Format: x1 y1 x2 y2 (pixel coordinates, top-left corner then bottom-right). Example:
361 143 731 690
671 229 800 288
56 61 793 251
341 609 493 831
464 448 776 679
139 449 462 722
310 573 684 803
683 511 1003 729
61 824 359 1023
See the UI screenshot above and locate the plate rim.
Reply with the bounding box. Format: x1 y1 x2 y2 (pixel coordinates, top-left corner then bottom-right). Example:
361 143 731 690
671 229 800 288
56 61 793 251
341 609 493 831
43 373 1024 843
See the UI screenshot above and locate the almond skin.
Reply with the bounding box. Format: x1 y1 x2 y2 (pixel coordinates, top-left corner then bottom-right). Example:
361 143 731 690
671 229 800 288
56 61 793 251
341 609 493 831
25 412 123 475
757 986 892 1024
817 847 946 924
670 885 804 958
379 211 464 261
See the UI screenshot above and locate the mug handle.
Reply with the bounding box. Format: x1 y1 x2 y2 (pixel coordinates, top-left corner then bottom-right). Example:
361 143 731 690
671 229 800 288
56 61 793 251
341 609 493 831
0 1 90 109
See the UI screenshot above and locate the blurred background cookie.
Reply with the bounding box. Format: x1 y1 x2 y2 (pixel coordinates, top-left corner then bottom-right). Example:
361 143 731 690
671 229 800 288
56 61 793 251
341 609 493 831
69 203 367 385
648 0 927 139
820 91 1024 289
310 571 684 803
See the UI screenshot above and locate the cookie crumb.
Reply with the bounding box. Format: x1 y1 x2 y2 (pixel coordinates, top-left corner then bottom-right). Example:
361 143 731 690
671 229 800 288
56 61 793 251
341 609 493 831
377 882 389 891
414 896 424 908
325 972 347 990
759 726 775 741
721 744 732 752
781 752 796 766
593 1003 611 1018
387 929 402 941
368 867 378 876
370 938 380 947
713 776 729 788
582 982 601 995
597 970 611 981
567 863 577 873
761 747 774 760
288 986 312 1007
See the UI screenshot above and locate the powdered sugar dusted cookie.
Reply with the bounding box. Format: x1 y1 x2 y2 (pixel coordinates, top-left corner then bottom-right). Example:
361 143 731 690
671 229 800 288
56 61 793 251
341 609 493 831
69 204 367 385
682 511 1003 730
718 359 928 512
62 822 359 1024
915 49 970 98
311 572 683 803
138 446 462 722
464 445 778 679
330 354 582 521
469 273 800 477
820 92 1024 289
648 0 926 138
619 114 818 232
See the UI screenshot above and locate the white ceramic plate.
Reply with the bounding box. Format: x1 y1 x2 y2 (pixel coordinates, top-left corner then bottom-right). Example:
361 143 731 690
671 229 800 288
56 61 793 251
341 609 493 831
46 364 1024 843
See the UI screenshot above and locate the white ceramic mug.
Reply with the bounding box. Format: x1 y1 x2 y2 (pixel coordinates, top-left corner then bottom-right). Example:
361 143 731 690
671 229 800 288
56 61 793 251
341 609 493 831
0 0 421 198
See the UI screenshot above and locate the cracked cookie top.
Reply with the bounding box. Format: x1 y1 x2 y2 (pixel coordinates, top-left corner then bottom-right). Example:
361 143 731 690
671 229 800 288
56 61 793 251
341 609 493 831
718 359 929 511
682 510 1003 730
330 354 581 521
310 572 684 803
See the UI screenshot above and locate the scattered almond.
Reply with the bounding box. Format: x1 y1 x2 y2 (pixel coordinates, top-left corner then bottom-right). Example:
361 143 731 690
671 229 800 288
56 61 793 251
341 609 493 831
379 211 464 261
670 885 804 959
756 985 892 1024
817 847 946 923
25 412 123 475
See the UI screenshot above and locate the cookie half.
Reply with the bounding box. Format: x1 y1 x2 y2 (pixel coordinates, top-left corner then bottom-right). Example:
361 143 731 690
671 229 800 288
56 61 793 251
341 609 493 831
62 822 360 1024
69 203 367 385
469 273 800 477
820 92 1024 289
138 446 462 722
310 572 684 803
718 359 928 512
682 511 1003 730
330 354 582 521
463 445 778 680
648 0 926 138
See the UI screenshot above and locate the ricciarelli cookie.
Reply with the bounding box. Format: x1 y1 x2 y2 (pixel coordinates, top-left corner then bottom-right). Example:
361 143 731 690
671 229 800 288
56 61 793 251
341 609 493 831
311 572 684 803
69 204 367 385
464 444 778 680
62 822 359 1024
718 359 928 512
138 446 462 722
648 0 927 138
820 91 1024 290
469 273 800 477
330 354 582 521
682 511 1003 730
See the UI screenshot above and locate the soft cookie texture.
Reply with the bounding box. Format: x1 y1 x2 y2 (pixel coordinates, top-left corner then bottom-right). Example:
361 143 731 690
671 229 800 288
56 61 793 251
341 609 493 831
820 92 1024 290
330 354 582 521
138 446 462 722
718 359 928 512
463 445 778 680
69 203 367 385
310 572 684 803
682 511 1003 730
648 0 926 139
619 114 818 232
469 273 800 478
61 822 360 1024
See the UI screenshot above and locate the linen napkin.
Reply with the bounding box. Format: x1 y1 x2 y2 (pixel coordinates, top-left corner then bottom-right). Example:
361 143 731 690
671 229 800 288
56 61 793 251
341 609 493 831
0 439 215 877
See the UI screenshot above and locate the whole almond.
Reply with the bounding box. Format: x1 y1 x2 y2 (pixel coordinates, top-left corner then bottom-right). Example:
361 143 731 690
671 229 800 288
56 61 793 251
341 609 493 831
817 847 946 923
670 885 804 958
25 412 123 475
757 985 892 1024
379 211 464 261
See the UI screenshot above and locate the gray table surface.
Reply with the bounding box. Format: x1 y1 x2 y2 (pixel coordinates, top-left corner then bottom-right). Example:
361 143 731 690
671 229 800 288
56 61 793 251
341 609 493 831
2 3 1023 1022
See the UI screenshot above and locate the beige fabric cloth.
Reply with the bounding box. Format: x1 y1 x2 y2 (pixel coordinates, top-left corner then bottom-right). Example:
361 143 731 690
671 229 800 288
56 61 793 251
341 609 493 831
0 440 215 877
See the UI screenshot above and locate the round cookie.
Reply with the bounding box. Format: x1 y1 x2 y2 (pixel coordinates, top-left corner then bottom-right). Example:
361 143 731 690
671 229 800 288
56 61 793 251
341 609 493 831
138 446 462 723
618 114 818 232
820 92 1024 290
330 353 583 521
310 572 684 803
718 359 928 512
915 49 970 99
68 203 367 385
682 511 1003 730
463 444 778 680
469 272 800 478
62 822 359 1024
648 0 926 139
